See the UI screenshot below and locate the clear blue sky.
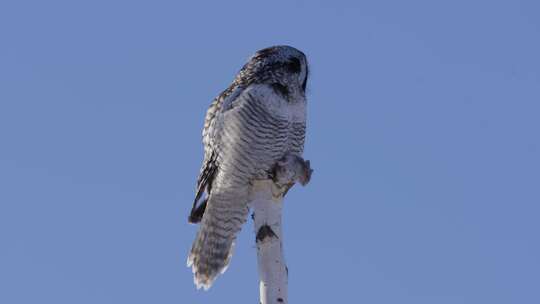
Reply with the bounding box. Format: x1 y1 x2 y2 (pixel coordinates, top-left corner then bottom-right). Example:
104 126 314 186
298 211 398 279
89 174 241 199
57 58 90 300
1 0 539 303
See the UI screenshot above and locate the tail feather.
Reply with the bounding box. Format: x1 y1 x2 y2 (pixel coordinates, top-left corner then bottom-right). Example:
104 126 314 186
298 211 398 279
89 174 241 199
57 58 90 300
187 196 248 290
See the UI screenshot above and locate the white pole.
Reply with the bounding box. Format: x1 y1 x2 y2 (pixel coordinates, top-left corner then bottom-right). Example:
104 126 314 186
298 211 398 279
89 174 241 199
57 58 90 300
250 155 312 304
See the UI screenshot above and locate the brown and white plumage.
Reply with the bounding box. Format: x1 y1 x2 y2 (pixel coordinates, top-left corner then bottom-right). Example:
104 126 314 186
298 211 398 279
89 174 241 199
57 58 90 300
187 46 309 290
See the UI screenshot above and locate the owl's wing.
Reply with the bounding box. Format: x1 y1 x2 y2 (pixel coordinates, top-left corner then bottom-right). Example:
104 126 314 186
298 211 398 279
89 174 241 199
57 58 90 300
189 86 244 223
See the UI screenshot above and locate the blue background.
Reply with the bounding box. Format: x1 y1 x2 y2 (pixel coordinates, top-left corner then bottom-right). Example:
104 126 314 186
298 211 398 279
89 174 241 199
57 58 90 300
1 1 539 303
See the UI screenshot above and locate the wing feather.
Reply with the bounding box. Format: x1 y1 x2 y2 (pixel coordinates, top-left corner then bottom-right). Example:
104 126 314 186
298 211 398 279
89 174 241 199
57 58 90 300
189 86 244 223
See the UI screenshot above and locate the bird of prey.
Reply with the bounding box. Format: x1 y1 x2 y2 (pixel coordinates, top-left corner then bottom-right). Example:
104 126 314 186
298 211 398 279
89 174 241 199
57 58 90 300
187 45 309 290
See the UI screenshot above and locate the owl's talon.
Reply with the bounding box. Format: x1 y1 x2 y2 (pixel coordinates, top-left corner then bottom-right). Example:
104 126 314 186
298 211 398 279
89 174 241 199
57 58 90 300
298 159 313 186
272 154 313 190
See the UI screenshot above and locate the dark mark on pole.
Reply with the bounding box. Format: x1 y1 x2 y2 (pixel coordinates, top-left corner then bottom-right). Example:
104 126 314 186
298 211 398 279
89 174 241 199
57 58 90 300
256 224 277 242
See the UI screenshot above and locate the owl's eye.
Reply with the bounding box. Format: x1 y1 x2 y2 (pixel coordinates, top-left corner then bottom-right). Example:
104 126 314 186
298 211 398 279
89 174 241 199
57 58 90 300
286 58 301 73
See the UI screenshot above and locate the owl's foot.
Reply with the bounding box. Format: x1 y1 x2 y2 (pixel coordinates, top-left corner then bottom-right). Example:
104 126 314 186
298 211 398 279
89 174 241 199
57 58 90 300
271 154 313 193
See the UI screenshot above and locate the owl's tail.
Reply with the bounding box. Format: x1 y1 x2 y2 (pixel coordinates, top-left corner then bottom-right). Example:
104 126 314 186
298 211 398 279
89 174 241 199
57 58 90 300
187 194 249 290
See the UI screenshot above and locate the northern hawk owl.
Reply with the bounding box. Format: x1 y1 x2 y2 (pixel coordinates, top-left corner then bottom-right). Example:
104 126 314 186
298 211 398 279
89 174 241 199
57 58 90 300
187 45 309 290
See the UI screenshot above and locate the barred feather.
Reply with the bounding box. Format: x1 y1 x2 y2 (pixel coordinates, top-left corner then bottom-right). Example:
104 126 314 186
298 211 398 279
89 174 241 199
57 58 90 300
188 45 308 289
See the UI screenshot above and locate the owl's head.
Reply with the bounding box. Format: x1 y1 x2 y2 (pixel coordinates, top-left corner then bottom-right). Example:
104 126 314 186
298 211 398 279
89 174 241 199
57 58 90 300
237 45 309 94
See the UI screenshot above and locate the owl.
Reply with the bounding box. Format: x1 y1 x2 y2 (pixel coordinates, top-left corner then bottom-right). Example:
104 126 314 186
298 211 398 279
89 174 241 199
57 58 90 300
187 45 309 290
